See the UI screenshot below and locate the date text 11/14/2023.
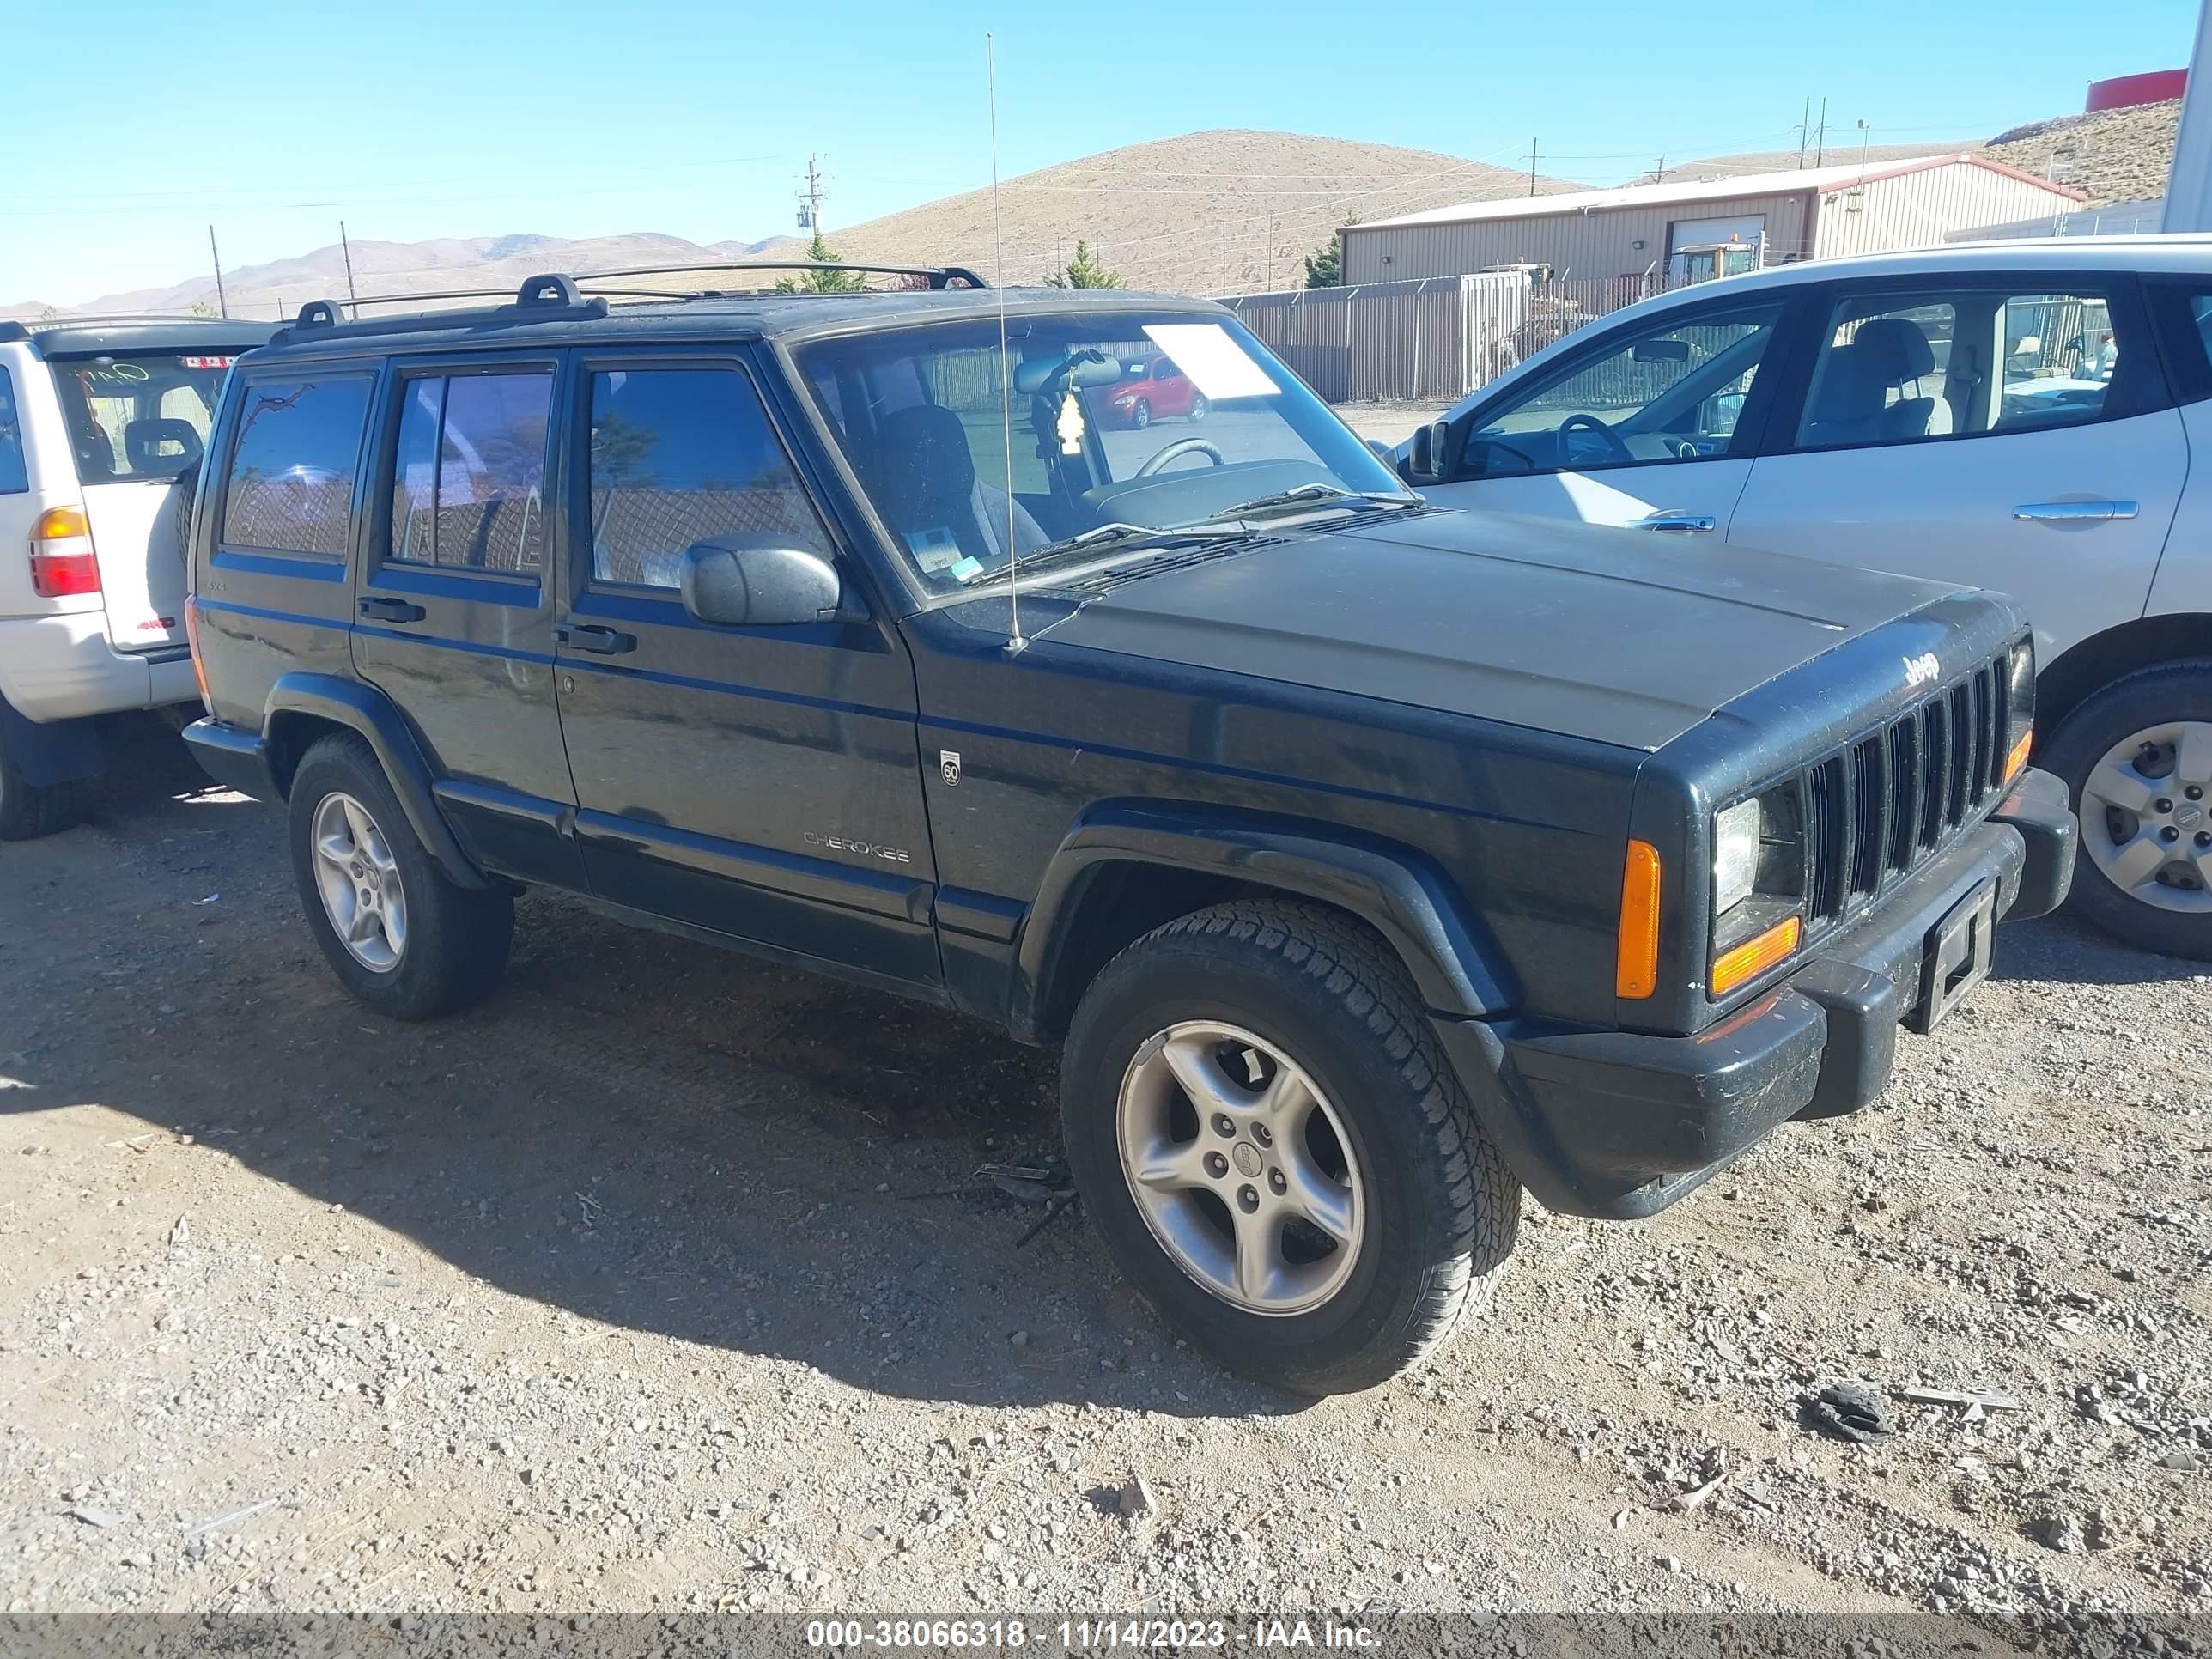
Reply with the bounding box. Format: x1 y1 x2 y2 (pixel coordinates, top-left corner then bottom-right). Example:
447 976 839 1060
804 1619 1384 1650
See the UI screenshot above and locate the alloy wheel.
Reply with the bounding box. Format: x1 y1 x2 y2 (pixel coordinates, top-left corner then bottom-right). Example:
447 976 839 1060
310 790 409 971
1115 1020 1365 1316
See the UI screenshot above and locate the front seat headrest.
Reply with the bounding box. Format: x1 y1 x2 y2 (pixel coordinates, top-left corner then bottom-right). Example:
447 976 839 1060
873 404 976 526
1850 317 1936 384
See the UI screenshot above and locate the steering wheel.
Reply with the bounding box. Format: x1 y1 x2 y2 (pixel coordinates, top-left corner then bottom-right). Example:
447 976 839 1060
1133 438 1226 477
1556 411 1632 466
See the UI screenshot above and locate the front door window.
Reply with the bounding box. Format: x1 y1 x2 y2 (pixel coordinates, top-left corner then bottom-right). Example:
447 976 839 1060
1456 303 1784 481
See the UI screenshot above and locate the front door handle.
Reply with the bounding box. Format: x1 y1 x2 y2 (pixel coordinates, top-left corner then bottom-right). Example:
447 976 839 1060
2014 500 2138 523
555 623 636 655
1634 510 1717 534
358 596 427 623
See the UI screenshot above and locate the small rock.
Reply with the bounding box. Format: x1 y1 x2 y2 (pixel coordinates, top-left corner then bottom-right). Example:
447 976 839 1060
2037 1515 2088 1555
66 1507 125 1529
2159 1451 2202 1473
167 1217 190 1247
1010 1331 1029 1348
1661 1555 1684 1574
1117 1474 1158 1520
1804 1381 1897 1443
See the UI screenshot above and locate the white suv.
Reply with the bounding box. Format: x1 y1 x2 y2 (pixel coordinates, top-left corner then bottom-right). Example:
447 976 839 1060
0 316 269 836
1405 234 2212 959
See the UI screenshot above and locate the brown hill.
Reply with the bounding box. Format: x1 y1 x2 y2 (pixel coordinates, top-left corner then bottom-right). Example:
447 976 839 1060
822 128 1574 293
1984 99 2179 207
1644 100 2177 211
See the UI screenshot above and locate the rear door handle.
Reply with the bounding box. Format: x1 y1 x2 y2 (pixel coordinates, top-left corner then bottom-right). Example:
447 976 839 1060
555 623 636 655
2014 501 2138 523
358 596 427 623
1633 511 1717 534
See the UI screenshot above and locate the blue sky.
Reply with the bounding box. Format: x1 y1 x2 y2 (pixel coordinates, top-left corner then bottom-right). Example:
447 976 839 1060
4 0 2199 305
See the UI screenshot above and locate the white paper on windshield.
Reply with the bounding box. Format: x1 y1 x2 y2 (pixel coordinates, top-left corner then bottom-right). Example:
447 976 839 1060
1141 324 1279 402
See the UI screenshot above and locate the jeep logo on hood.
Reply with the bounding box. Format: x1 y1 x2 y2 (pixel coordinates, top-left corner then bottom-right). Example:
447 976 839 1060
1903 652 1942 689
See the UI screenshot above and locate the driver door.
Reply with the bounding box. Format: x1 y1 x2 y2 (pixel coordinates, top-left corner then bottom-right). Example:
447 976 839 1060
1423 293 1808 537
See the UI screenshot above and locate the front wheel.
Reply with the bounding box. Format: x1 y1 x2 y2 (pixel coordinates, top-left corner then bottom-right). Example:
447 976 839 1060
1188 394 1209 423
2044 659 2212 959
288 734 514 1018
1131 398 1152 430
1061 900 1519 1395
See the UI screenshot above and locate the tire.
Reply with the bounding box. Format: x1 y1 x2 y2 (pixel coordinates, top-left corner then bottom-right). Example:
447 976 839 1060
287 733 514 1018
1060 898 1519 1395
1132 399 1152 430
1188 395 1209 423
2042 659 2212 959
0 724 87 841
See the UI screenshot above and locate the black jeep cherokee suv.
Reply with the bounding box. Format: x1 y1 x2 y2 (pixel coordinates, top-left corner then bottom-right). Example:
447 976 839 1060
182 270 2075 1395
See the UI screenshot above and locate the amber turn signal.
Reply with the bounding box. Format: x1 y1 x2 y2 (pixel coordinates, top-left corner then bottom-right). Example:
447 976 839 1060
1615 840 1662 1000
1711 914 1802 997
2003 724 2033 784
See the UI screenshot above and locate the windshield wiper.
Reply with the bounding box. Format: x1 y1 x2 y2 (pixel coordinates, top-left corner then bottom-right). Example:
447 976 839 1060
1001 520 1238 575
1199 482 1424 524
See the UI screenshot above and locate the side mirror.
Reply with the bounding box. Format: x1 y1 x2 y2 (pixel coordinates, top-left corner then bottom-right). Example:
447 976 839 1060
680 538 847 627
1364 437 1397 466
1405 419 1452 485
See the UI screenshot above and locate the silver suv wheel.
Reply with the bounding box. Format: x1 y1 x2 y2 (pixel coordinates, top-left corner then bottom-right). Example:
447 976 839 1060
2080 720 2212 915
309 790 409 971
1115 1019 1365 1316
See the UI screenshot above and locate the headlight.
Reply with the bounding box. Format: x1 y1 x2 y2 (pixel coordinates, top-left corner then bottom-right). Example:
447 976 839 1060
1713 798 1763 915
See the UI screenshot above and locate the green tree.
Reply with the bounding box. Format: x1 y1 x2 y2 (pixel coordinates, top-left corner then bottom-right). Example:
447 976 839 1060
775 232 868 295
1303 217 1357 289
1045 240 1121 289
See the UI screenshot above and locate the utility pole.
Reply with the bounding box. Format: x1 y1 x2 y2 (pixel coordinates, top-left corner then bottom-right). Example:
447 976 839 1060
1528 137 1539 198
1815 98 1828 167
801 153 827 238
1797 96 1811 167
1651 154 1668 185
338 220 360 315
207 225 229 318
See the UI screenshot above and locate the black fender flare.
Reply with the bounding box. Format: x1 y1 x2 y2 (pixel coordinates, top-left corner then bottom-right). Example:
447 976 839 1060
1015 801 1520 1032
264 673 489 889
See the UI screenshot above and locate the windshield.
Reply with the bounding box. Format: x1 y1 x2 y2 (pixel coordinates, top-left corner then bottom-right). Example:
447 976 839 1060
48 352 234 483
791 311 1404 592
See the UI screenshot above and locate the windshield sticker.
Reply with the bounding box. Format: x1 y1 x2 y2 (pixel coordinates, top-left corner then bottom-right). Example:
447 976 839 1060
1056 391 1086 456
949 556 985 583
1140 324 1279 402
906 528 960 573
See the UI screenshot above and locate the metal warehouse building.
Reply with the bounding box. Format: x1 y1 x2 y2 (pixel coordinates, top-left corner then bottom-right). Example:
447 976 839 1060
1341 155 2087 288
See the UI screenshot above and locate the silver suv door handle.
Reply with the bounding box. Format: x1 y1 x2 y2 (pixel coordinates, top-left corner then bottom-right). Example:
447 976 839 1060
2014 501 2138 523
1634 511 1717 533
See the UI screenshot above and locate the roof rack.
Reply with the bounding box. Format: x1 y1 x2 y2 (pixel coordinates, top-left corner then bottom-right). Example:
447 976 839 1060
275 261 989 343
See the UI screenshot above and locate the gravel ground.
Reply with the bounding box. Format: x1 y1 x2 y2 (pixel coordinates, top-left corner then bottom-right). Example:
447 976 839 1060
2 723 2209 1637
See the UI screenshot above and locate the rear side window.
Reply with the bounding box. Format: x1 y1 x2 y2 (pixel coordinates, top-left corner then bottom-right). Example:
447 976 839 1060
586 367 831 589
0 368 26 495
47 352 230 483
391 371 553 574
221 378 372 558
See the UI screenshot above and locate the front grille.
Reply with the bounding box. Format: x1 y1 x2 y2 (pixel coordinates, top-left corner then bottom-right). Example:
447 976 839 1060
1800 656 2010 927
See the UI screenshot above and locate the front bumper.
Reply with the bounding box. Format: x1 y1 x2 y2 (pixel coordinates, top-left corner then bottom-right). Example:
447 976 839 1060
1432 768 2076 1220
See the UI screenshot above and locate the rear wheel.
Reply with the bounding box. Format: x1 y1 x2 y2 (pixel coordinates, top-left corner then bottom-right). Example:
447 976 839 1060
288 734 513 1018
1061 899 1519 1395
1131 398 1152 430
0 724 86 841
2045 660 2212 959
1188 394 1209 423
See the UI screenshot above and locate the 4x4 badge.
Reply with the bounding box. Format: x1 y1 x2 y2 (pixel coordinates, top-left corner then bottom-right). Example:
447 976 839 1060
939 750 962 786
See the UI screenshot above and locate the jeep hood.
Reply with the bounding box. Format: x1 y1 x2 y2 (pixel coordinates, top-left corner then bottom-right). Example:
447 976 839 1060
1036 509 1966 753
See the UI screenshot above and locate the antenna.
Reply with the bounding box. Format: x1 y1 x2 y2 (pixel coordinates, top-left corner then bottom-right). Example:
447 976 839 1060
988 31 1025 654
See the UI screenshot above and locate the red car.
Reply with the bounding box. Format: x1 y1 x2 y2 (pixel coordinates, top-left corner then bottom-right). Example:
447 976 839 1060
1099 355 1208 428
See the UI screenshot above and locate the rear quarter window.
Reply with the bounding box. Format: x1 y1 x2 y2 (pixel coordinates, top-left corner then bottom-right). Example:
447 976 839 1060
0 368 26 495
220 377 373 558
